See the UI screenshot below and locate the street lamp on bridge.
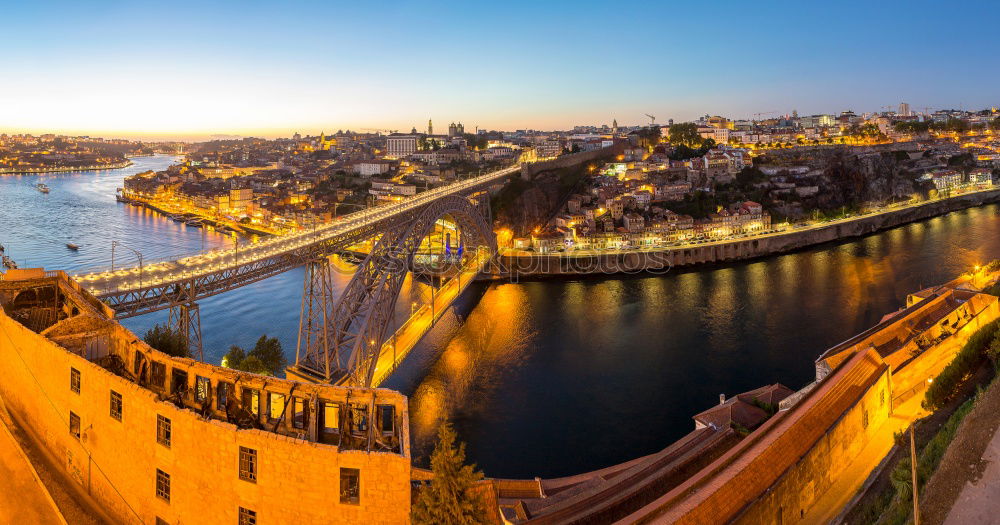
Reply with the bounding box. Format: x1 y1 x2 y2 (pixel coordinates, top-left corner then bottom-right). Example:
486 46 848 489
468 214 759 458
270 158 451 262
111 240 144 289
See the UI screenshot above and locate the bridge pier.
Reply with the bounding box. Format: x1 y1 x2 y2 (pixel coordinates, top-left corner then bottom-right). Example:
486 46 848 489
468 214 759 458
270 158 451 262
291 258 339 382
168 302 203 361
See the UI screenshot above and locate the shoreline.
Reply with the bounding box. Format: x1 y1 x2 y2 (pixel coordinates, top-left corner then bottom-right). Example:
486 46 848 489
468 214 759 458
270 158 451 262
496 187 1000 277
116 195 277 238
0 160 134 175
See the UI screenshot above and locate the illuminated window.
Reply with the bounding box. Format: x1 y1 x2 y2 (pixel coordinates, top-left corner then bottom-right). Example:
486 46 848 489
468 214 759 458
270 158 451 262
242 388 259 417
69 411 81 440
239 447 257 483
70 368 81 394
195 376 211 403
339 468 360 505
293 398 307 429
268 393 285 420
157 415 171 448
238 507 257 525
110 391 122 421
155 469 170 502
323 402 340 431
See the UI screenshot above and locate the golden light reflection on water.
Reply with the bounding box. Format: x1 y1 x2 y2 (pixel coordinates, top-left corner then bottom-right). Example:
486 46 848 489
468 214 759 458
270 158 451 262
408 282 535 449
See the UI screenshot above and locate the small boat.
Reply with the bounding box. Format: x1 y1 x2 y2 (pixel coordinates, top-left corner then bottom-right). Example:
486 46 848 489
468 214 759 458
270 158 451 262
66 243 80 251
36 183 50 193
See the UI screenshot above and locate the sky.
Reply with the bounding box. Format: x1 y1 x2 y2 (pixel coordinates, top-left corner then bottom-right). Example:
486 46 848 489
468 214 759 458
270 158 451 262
1 0 998 141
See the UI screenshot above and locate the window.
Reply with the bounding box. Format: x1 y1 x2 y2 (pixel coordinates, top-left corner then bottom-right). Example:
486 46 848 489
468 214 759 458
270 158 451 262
862 409 869 430
110 391 123 421
242 388 260 417
133 350 143 376
155 469 170 502
69 411 81 440
378 405 395 434
350 405 368 433
156 518 169 525
157 415 171 448
239 447 257 483
217 382 231 411
70 368 81 394
238 507 257 525
150 361 166 389
322 402 340 432
292 398 307 430
880 390 886 408
268 393 285 421
195 376 211 403
339 468 360 505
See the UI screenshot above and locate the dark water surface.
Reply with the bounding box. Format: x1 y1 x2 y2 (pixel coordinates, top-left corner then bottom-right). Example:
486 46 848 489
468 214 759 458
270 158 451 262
3 157 1000 478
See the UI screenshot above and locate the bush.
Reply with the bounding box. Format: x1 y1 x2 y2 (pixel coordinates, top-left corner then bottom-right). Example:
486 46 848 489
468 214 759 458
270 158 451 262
923 319 1000 410
143 324 190 358
222 335 287 376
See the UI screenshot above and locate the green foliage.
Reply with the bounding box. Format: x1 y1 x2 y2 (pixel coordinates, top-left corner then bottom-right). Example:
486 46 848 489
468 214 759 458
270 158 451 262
667 122 704 148
223 335 287 376
143 324 190 358
412 422 488 525
923 319 1000 410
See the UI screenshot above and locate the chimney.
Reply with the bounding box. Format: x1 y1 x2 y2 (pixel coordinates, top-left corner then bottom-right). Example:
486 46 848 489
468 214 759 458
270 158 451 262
719 393 726 405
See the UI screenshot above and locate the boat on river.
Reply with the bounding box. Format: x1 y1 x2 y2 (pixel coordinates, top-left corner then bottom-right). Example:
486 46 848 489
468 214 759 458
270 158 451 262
66 243 80 251
36 183 50 193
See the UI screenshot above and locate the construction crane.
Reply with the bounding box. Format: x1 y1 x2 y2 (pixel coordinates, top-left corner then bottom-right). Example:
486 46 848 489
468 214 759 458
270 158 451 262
644 114 656 126
752 111 777 121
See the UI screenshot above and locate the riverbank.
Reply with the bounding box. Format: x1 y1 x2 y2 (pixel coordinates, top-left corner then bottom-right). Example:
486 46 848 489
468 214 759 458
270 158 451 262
0 160 133 175
497 188 1000 277
117 194 278 237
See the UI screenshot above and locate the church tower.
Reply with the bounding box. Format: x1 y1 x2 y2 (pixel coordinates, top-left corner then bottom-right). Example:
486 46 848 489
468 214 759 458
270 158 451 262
612 119 618 135
428 119 433 135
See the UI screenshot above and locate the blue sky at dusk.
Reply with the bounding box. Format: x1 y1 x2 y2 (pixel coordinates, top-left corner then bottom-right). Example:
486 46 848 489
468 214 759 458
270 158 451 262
1 0 997 140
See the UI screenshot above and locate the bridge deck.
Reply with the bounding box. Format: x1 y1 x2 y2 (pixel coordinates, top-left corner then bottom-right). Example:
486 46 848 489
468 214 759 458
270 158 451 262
367 253 488 387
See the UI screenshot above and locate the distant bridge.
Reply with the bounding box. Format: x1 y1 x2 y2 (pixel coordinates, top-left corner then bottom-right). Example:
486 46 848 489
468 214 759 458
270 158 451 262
73 163 520 386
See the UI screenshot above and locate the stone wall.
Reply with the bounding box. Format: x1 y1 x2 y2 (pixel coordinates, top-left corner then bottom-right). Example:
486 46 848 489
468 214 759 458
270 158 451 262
499 189 1000 276
733 367 891 525
0 291 411 524
520 145 623 181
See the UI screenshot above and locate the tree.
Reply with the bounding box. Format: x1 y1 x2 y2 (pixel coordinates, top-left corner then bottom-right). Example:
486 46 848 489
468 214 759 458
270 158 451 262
668 122 703 148
222 335 287 376
412 422 488 525
143 324 190 358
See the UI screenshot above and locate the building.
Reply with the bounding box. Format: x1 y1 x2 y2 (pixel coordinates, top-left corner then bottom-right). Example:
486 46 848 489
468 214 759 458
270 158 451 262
0 272 412 524
351 160 392 177
386 134 418 159
899 102 911 117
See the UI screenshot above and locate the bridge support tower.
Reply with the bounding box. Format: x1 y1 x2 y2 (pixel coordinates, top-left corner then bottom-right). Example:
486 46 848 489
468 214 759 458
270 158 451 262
168 302 204 361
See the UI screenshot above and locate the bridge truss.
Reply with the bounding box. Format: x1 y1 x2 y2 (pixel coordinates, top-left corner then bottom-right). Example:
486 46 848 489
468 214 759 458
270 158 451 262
293 193 496 387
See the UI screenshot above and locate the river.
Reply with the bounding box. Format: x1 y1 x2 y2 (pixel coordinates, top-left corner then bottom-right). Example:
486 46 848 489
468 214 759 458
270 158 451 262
2 155 1000 478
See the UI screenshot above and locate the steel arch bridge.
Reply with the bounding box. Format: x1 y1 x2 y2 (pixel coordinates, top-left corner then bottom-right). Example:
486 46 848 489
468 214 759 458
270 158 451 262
291 193 497 387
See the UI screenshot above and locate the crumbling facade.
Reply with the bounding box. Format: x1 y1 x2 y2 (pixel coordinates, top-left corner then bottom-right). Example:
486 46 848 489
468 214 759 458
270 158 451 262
0 271 411 525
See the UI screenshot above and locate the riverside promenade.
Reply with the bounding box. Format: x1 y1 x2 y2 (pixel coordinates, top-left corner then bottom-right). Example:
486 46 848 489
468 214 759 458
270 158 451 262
0 160 133 175
499 186 1000 277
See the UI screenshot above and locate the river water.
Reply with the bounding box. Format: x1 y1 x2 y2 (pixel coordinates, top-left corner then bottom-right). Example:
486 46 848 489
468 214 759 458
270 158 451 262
3 155 1000 478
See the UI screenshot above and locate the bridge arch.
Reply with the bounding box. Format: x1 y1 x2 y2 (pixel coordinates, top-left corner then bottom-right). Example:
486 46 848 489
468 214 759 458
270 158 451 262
296 194 496 386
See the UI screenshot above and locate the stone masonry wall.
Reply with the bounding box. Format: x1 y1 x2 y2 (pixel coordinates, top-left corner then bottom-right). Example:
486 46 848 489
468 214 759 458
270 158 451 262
733 370 892 524
0 311 412 525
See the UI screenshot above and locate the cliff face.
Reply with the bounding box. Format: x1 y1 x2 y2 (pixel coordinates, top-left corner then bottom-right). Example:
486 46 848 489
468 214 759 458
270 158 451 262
493 171 566 236
821 150 919 208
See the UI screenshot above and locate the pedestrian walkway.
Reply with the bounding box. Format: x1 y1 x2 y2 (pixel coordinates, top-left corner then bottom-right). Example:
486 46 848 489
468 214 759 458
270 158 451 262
801 392 928 524
0 409 67 525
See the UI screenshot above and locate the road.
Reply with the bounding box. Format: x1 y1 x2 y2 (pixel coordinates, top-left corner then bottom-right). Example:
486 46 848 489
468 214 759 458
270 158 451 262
502 185 997 259
368 251 489 387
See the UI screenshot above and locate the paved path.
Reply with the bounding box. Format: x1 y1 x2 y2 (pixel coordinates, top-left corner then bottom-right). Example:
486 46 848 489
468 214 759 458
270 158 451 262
802 392 928 524
0 415 67 525
942 407 1000 524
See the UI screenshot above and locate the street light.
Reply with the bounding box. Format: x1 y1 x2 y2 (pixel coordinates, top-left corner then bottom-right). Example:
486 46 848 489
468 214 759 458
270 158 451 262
111 241 144 289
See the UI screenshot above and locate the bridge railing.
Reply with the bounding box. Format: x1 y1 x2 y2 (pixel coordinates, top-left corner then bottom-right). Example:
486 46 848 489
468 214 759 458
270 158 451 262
74 162 522 283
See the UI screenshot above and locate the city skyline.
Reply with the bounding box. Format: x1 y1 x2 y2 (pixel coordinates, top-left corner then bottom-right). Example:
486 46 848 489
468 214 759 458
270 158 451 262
3 0 999 141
